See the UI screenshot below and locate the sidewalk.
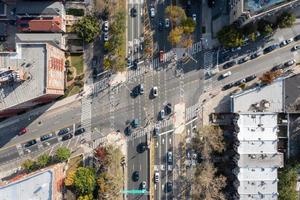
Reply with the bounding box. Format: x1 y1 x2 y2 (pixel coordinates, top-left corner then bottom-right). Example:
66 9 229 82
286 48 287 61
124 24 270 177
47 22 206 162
173 102 186 134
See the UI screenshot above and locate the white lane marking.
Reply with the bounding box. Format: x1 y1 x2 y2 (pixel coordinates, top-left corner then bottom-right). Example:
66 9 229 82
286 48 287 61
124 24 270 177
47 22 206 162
140 164 142 171
162 138 164 144
169 138 172 144
154 184 157 190
133 163 135 170
156 141 158 148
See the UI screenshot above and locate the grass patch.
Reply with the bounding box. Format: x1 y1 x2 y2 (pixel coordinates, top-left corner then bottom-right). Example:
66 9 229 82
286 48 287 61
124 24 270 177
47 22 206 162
68 85 81 96
70 55 84 75
67 155 83 174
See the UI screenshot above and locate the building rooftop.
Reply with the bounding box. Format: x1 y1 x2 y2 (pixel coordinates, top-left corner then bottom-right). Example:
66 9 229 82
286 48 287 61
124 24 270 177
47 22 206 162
0 43 46 110
284 74 300 113
232 80 284 113
0 170 53 200
238 141 277 154
16 1 64 17
238 154 283 168
15 33 64 49
17 16 63 32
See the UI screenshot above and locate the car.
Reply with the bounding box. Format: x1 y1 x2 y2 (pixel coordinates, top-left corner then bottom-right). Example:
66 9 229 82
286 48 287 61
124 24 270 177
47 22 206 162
160 109 165 120
58 128 71 136
165 103 172 115
154 172 159 183
40 133 53 141
137 143 146 153
264 44 279 54
222 83 234 91
245 74 257 82
292 45 300 51
192 14 196 22
165 182 173 192
134 45 138 53
167 151 173 164
141 181 146 190
125 126 132 136
271 64 284 72
139 84 144 94
62 133 73 141
131 7 137 17
103 32 109 41
150 7 155 17
223 60 236 69
234 79 246 86
165 18 170 28
75 128 85 136
24 139 37 148
284 59 296 67
153 125 160 137
158 20 163 31
127 59 133 68
250 51 263 59
133 171 139 181
230 47 241 52
159 50 164 62
294 34 300 41
18 128 28 136
132 119 139 128
219 71 232 79
238 56 250 64
103 21 109 32
208 0 216 7
152 86 158 97
140 43 143 51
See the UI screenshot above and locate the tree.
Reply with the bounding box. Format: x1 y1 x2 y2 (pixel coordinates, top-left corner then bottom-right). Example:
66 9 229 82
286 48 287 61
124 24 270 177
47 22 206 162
168 27 184 45
217 25 244 48
22 159 35 172
165 5 186 25
73 15 100 43
73 167 96 195
103 58 112 71
258 20 274 36
181 18 196 34
259 70 282 84
55 147 71 162
77 194 93 200
278 164 299 200
182 37 193 48
37 154 50 168
277 12 296 28
65 170 76 186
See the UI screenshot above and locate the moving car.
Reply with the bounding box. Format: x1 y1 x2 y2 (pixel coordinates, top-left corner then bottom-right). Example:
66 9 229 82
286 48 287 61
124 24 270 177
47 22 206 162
159 50 164 62
150 7 155 17
103 32 109 41
141 181 146 190
219 71 232 79
160 109 165 120
167 151 173 164
192 14 196 22
139 84 144 94
165 103 172 115
62 133 73 141
166 182 173 192
131 7 137 17
245 74 257 82
292 45 300 51
132 119 139 128
152 86 158 97
103 21 109 32
40 133 53 141
133 171 139 181
223 60 236 69
153 125 160 137
75 128 85 136
24 139 37 148
58 128 71 136
165 18 170 28
158 20 163 31
280 38 293 47
137 143 146 153
19 128 28 136
154 172 159 183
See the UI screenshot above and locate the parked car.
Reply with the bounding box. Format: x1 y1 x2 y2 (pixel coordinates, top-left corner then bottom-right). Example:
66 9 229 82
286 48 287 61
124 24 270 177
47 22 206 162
133 171 139 181
153 125 160 137
150 7 155 17
160 109 165 120
58 128 71 136
103 32 109 41
223 60 236 69
152 86 158 97
131 7 137 17
165 18 170 28
125 126 132 136
92 57 97 68
250 51 263 59
154 172 159 183
292 45 300 51
18 128 28 136
40 133 53 141
167 151 173 164
271 64 284 72
264 44 279 54
222 83 234 91
62 133 73 141
245 74 257 82
234 79 246 86
159 50 164 62
141 181 146 190
280 38 293 47
219 71 232 79
137 143 146 153
165 182 173 192
75 128 85 136
158 20 163 31
139 84 144 94
192 14 196 22
165 103 172 115
238 56 250 64
294 34 300 41
103 21 109 32
284 59 296 67
230 47 241 52
127 59 133 68
132 119 139 128
24 139 37 148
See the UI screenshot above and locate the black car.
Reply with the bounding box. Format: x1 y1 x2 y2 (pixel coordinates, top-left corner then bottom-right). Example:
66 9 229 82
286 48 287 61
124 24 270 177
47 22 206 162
58 128 71 136
295 34 300 41
125 126 132 136
62 133 73 141
75 128 85 136
223 60 236 69
131 7 137 17
158 21 163 31
165 103 172 115
130 86 140 97
250 51 263 59
133 59 139 70
234 79 246 86
40 133 53 141
137 143 146 153
24 139 37 148
263 44 279 54
271 64 283 72
132 171 139 182
245 75 257 82
165 182 173 192
222 83 234 91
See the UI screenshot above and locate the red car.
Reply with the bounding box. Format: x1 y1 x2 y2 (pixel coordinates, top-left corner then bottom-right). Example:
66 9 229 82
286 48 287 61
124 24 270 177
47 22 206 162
18 128 27 136
159 50 164 62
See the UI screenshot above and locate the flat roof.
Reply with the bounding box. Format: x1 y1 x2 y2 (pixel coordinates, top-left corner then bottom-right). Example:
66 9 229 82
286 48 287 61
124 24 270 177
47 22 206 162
0 170 53 200
16 33 64 49
238 141 277 154
232 80 284 113
284 74 300 113
0 43 46 110
244 0 285 14
238 154 283 168
16 1 63 16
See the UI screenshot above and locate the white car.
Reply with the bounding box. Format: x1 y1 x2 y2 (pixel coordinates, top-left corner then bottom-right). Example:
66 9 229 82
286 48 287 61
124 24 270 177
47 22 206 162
292 45 300 51
154 172 159 183
103 32 109 41
141 181 146 190
192 14 196 22
150 7 155 18
152 86 158 97
284 59 296 67
160 109 165 120
220 71 232 79
103 21 109 32
165 18 170 28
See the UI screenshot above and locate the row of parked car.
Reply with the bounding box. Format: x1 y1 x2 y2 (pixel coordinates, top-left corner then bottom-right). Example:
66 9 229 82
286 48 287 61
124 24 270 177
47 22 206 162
23 127 85 148
222 74 257 91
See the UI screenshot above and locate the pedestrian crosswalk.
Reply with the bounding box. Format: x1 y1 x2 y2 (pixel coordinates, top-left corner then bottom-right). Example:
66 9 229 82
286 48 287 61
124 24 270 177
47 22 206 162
92 77 110 95
185 103 200 121
81 97 92 140
127 65 148 81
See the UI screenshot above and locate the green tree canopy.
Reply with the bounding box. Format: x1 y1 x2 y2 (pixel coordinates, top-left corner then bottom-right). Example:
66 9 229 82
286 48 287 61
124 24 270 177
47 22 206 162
165 5 186 25
55 147 71 162
73 15 100 43
181 18 196 34
277 12 296 28
257 20 274 36
74 167 96 195
168 27 184 45
77 194 93 200
217 25 244 48
37 154 50 168
22 159 35 172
